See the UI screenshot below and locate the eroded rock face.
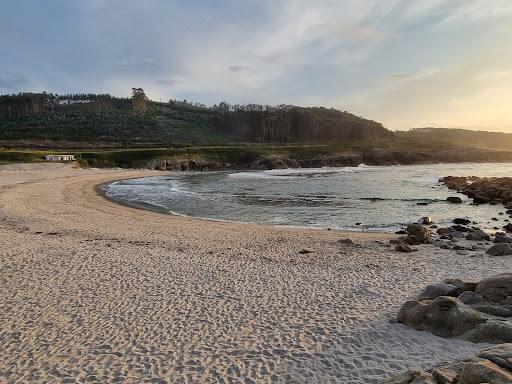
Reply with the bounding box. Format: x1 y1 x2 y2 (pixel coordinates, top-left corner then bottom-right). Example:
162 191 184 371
385 344 512 384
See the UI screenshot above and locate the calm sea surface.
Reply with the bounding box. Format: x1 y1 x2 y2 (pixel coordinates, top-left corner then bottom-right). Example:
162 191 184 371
104 163 512 232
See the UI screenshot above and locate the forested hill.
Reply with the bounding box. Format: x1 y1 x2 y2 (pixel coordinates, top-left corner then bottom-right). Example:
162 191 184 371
397 128 512 151
0 91 392 148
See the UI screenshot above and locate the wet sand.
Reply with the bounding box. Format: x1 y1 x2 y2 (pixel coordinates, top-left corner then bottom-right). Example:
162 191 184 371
1 163 510 383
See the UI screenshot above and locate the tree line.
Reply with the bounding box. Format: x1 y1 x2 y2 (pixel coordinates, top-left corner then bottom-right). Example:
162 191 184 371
0 90 394 144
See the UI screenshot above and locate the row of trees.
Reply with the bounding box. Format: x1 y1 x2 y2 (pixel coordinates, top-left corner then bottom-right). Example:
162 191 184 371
0 89 394 144
0 89 152 118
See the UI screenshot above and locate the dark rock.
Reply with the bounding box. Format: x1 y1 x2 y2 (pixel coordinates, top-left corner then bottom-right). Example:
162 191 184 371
395 244 416 253
406 224 430 243
505 223 512 232
495 236 512 244
451 225 472 232
337 238 354 245
466 230 491 241
476 273 512 304
437 227 451 236
383 369 422 384
444 278 478 292
454 218 471 225
473 194 492 204
395 230 407 235
458 291 487 305
400 236 420 245
298 249 313 254
486 243 512 256
447 196 463 204
458 359 512 384
418 283 460 300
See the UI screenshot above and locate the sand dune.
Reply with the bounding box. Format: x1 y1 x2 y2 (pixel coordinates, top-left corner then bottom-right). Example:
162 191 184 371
0 163 510 383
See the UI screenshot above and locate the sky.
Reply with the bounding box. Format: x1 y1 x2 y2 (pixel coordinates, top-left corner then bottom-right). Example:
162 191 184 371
1 0 511 130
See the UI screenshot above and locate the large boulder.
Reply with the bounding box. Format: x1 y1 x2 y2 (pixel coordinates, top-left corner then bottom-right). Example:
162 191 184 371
458 359 512 384
406 224 430 243
397 296 490 340
476 273 512 305
495 234 512 244
486 243 512 256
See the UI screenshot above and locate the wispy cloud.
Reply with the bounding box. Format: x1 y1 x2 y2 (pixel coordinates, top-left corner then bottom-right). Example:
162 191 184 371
0 0 510 130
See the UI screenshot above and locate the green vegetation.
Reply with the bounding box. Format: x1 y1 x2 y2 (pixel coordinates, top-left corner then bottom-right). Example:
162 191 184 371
1 90 511 169
397 128 512 151
0 91 391 147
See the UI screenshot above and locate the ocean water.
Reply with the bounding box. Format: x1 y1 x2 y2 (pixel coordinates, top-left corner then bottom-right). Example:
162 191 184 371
104 163 512 232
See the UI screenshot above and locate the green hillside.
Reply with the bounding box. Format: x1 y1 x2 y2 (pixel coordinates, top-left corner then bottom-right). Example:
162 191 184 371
0 92 392 148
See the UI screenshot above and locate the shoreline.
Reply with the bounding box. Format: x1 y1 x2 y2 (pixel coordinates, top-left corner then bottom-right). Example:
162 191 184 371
1 162 511 383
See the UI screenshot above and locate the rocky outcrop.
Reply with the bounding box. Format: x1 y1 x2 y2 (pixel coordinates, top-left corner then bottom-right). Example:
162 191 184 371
145 149 512 172
147 159 225 171
441 176 512 207
384 344 512 384
397 274 512 344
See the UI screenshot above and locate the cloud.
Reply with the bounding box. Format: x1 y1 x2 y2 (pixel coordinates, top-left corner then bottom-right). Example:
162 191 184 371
0 69 29 90
0 0 510 130
157 79 181 87
228 66 248 73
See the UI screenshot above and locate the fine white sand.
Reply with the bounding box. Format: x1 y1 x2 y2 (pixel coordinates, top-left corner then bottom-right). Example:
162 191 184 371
1 163 511 383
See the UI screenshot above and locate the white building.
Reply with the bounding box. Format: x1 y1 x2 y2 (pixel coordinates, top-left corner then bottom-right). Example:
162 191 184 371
44 154 76 161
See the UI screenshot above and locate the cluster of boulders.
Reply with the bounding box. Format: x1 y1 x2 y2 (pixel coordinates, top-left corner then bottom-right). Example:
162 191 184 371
387 274 512 383
441 176 512 207
397 273 512 344
392 216 512 256
385 343 512 384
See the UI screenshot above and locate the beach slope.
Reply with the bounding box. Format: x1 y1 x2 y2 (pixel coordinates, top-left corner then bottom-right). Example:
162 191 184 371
0 163 510 383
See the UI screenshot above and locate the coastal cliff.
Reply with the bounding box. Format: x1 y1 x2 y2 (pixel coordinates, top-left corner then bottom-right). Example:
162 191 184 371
145 147 512 171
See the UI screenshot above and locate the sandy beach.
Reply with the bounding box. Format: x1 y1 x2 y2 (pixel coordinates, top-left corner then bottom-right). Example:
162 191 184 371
1 163 511 384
